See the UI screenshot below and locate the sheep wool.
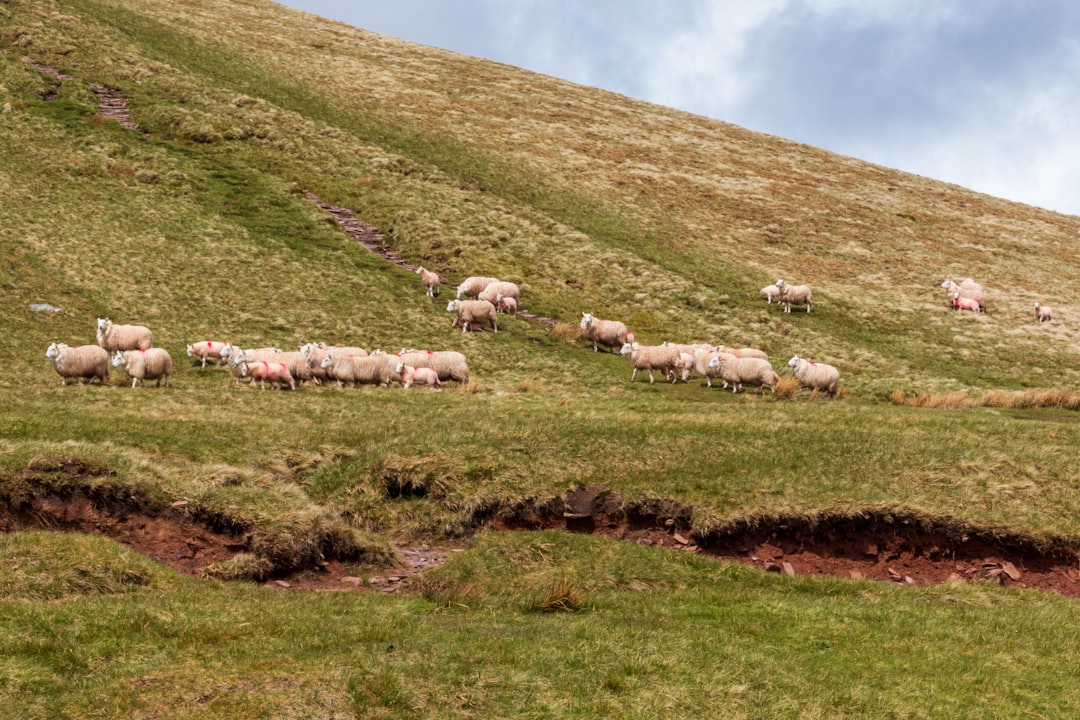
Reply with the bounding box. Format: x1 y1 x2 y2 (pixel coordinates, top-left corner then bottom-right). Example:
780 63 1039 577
187 340 228 367
46 343 110 385
775 279 813 313
707 354 779 393
619 342 680 384
455 276 500 299
788 355 840 396
446 299 498 332
477 281 520 305
759 284 780 303
416 267 441 297
242 360 296 390
1035 302 1053 322
320 355 392 387
112 348 173 389
96 317 153 351
579 313 630 353
396 363 442 389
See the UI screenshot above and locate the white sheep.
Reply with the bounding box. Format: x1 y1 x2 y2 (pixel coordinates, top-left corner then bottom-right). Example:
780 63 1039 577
455 276 500 299
759 284 780 304
186 340 228 368
619 342 679 384
320 354 392 387
241 360 296 390
788 355 840 396
579 313 631 352
45 343 110 385
446 299 498 332
693 347 736 388
477 280 520 306
707 354 779 393
96 317 153 351
775 279 812 313
416 267 441 297
496 294 517 315
1035 302 1053 322
396 363 442 389
112 348 173 389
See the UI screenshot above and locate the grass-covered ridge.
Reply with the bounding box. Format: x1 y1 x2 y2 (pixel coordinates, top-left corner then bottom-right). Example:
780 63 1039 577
4 0 1080 716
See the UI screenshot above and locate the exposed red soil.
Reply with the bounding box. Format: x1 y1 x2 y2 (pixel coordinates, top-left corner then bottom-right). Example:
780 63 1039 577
4 485 1080 599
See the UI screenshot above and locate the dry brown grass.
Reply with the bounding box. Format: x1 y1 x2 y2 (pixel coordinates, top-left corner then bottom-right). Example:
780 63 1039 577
889 387 1080 411
549 321 580 344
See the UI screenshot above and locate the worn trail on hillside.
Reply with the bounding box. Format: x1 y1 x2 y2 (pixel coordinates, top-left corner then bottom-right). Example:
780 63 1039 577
14 57 1080 600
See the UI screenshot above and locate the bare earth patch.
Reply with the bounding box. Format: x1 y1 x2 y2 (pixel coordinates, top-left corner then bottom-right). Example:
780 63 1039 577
3 487 1079 599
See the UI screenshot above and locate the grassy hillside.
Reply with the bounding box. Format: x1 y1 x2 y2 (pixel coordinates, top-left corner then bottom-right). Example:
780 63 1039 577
3 0 1080 717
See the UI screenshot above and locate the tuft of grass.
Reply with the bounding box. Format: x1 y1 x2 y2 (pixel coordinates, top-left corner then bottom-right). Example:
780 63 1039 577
524 576 587 613
549 321 580 343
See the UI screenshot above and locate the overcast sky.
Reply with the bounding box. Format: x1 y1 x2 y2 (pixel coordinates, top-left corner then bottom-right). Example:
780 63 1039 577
276 1 1080 217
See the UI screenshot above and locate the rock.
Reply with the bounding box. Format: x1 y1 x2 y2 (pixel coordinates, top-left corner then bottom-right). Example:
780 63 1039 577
673 533 690 545
340 576 363 587
782 562 795 577
1001 561 1022 581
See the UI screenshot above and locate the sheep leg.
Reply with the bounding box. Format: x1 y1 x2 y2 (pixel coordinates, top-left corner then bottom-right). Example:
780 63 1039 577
629 368 638 383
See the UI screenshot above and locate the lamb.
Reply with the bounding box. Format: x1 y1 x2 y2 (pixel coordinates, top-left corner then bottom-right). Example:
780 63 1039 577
241 360 296 390
579 312 631 353
1035 302 1053 322
496 294 518 315
45 343 110 385
707 354 779 394
416 267 441 297
787 355 840 396
320 354 393 387
455 276 500 299
396 363 442 389
446 299 498 332
759 284 780 304
477 281 520 306
395 349 470 383
619 342 680 384
952 293 983 313
112 348 173 389
775 279 812 313
96 317 153 351
186 340 228 368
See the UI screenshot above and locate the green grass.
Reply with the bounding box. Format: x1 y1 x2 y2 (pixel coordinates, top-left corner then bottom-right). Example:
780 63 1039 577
4 0 1080 716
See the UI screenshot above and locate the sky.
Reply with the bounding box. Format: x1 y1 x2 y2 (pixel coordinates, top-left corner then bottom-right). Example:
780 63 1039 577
276 1 1080 216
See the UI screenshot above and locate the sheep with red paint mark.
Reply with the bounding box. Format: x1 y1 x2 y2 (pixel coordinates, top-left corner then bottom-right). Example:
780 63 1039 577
241 360 296 390
952 293 983 313
187 340 228 367
395 363 441 389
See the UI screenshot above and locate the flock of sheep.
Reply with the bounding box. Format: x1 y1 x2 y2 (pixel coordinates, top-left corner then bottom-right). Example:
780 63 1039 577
46 270 1050 397
579 276 840 396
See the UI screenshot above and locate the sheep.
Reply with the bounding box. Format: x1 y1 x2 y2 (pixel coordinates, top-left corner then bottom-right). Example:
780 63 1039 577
952 293 983 313
416 266 441 297
477 280 520 306
224 347 283 384
300 343 368 384
186 340 228 368
579 312 631 353
496 294 518 315
395 363 441 389
455 276 500 299
675 351 695 382
787 355 840 396
941 279 987 312
45 343 110 385
619 342 680 384
759 284 780 304
241 360 296 390
269 351 316 385
112 348 173 389
96 317 153 351
707 354 779 393
446 299 498 332
693 347 736 388
1035 302 1053 322
775 279 812 313
320 354 392 387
